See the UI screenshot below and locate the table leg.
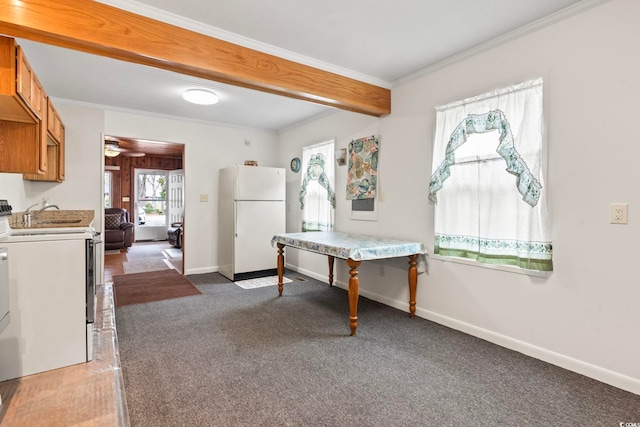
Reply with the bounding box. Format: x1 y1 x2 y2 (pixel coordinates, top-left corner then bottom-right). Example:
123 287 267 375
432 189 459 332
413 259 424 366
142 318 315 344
408 254 418 318
347 258 361 336
328 255 335 287
277 243 285 296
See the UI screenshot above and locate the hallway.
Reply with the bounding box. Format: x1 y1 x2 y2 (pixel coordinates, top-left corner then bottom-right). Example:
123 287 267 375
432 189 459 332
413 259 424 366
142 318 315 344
104 240 183 283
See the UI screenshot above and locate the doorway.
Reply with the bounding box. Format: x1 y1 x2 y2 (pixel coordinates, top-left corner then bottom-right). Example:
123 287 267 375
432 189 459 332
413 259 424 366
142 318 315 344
134 169 168 241
103 136 185 278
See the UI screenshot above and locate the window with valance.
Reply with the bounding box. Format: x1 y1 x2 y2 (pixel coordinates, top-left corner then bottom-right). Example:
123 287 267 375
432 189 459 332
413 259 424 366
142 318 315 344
429 78 553 272
299 140 335 232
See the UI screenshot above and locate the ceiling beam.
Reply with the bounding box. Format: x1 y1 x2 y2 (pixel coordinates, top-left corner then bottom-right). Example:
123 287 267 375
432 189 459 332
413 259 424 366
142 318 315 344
0 0 391 117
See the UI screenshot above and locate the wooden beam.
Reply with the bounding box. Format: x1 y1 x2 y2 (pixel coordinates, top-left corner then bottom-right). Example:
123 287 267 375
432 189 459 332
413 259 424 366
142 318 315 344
0 0 391 116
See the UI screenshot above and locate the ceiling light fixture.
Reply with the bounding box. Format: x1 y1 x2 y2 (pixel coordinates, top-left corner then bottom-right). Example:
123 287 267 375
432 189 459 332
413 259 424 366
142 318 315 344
104 145 121 157
182 89 219 105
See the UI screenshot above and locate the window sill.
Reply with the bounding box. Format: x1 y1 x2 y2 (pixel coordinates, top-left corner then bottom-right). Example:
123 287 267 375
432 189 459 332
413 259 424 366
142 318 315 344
431 254 548 278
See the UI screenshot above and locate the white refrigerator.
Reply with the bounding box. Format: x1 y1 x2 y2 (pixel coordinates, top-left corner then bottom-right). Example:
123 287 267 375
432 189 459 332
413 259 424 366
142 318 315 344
218 165 286 281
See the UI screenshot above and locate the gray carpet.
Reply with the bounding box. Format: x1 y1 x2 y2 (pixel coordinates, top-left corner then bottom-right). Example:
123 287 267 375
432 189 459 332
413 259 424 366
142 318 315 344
116 271 640 427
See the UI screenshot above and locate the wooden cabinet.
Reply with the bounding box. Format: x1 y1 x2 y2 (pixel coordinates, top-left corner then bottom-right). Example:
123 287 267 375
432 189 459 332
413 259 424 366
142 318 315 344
24 99 65 182
16 48 45 121
47 99 64 144
47 98 64 182
0 36 64 179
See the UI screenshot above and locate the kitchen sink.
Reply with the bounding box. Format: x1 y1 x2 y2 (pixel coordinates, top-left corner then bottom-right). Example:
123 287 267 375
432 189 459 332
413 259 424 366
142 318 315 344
9 226 90 235
35 219 82 225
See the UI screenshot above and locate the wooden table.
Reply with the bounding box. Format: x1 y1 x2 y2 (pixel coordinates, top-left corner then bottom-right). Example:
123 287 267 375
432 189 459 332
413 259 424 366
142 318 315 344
271 231 427 336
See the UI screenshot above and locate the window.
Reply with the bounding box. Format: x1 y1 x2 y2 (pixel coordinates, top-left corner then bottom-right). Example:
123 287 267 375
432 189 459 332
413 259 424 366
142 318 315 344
104 171 112 208
136 171 168 227
299 139 335 231
429 78 552 272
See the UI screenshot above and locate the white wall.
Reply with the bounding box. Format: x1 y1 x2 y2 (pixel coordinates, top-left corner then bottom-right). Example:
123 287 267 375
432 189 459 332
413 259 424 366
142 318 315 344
104 111 281 274
0 173 25 210
278 0 640 394
0 104 105 218
26 104 105 218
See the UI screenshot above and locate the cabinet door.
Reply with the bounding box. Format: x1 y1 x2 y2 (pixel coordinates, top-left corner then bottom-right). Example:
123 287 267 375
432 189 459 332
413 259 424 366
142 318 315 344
15 46 44 121
16 46 32 107
47 100 56 136
37 90 47 173
57 130 65 181
47 99 64 143
48 98 65 181
30 75 45 120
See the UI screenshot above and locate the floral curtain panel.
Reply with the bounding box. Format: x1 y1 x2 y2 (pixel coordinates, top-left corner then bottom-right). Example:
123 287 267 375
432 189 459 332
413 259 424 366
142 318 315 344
346 135 379 200
299 141 335 232
428 78 553 271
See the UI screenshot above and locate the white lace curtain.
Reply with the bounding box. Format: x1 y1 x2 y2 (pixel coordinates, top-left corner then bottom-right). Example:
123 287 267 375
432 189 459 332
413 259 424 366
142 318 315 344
299 140 335 232
429 78 553 271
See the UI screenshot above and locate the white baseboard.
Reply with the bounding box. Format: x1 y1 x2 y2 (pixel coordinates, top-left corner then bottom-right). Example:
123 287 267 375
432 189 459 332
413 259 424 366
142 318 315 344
421 309 640 396
285 263 330 284
184 266 218 275
286 263 640 396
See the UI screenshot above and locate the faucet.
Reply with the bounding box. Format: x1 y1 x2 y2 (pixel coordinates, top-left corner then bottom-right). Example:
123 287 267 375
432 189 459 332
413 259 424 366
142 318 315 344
32 204 60 220
23 203 59 226
23 203 39 226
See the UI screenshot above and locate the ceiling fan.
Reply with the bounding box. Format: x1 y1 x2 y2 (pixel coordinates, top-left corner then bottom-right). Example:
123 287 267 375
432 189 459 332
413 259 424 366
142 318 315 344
104 137 145 158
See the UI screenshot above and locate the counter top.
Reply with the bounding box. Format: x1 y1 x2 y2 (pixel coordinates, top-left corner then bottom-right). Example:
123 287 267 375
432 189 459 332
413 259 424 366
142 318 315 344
9 210 95 229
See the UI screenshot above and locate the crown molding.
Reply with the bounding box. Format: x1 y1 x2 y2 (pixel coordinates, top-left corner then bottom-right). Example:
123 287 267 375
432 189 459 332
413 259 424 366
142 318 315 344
393 0 613 87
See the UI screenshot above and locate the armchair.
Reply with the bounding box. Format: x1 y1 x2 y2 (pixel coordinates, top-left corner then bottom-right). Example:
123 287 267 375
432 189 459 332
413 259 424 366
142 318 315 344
104 208 134 250
167 222 183 249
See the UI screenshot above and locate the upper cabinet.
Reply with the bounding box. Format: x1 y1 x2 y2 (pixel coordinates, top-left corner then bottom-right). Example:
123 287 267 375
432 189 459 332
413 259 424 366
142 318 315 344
0 36 65 181
16 48 45 121
47 99 64 145
24 99 66 182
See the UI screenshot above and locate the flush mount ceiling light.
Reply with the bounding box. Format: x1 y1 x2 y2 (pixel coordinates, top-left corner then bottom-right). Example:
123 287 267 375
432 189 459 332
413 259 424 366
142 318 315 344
182 89 219 105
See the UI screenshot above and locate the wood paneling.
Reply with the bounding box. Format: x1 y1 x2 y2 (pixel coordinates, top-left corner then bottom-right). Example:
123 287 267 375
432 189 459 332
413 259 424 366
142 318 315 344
106 136 184 159
0 0 391 117
105 153 182 216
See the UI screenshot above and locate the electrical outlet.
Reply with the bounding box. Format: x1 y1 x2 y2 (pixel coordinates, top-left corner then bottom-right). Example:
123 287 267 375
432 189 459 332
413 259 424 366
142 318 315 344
610 203 628 224
199 194 209 202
